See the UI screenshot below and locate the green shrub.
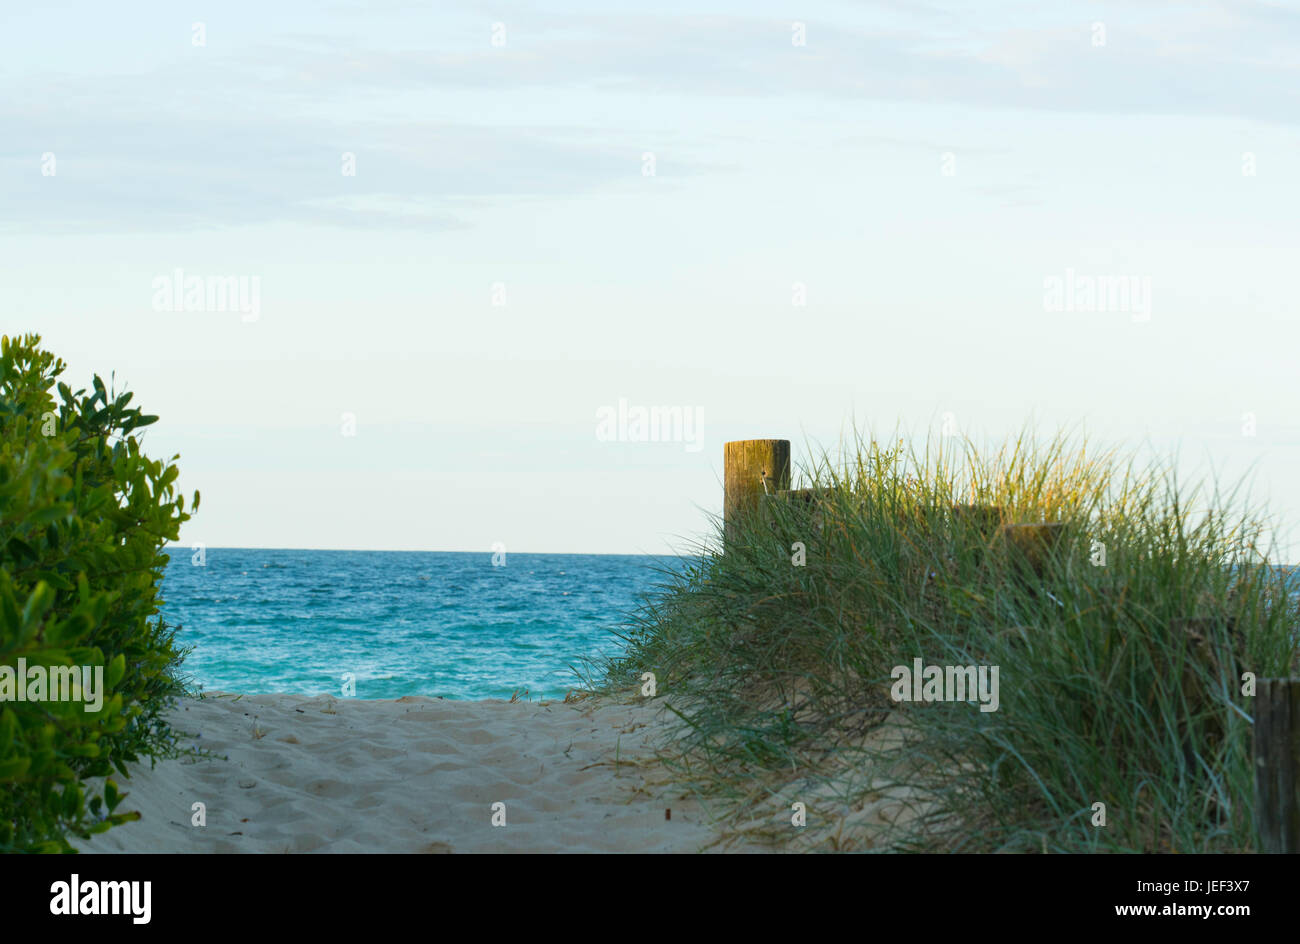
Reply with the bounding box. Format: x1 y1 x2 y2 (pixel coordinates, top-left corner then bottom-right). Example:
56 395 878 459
605 430 1299 852
0 333 197 852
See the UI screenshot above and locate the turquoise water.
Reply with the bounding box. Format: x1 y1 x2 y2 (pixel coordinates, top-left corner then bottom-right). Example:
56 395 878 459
160 549 677 701
160 551 1297 702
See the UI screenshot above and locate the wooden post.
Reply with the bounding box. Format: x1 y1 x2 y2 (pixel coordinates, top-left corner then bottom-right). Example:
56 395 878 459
1254 678 1300 853
724 439 790 544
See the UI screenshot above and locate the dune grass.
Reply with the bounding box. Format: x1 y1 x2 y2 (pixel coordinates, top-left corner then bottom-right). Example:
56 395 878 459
599 429 1299 852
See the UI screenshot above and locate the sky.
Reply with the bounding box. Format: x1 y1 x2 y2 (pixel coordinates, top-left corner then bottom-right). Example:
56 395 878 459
3 0 1298 557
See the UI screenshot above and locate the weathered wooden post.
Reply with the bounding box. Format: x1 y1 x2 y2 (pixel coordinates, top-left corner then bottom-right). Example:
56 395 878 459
724 439 790 545
1254 678 1300 853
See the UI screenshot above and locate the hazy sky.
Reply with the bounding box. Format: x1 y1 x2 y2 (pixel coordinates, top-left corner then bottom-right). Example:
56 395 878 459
4 1 1298 557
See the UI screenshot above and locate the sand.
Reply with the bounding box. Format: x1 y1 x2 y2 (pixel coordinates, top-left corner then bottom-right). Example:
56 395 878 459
71 692 733 854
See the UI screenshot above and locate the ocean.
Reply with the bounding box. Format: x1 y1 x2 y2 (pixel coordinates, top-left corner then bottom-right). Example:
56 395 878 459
159 549 678 701
159 550 1297 703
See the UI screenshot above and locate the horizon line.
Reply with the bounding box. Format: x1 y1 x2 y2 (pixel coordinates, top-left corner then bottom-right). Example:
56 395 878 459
162 545 692 556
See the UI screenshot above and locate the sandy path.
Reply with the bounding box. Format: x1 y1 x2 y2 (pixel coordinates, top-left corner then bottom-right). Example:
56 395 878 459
71 692 731 854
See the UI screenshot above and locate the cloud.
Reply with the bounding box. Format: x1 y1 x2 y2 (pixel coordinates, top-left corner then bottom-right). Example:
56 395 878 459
3 1 1296 234
0 104 690 233
212 7 1300 123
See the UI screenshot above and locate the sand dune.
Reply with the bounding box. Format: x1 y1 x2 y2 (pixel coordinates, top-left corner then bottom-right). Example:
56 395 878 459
72 692 734 854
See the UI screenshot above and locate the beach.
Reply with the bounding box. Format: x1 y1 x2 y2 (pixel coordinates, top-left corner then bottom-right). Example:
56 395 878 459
72 692 729 854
